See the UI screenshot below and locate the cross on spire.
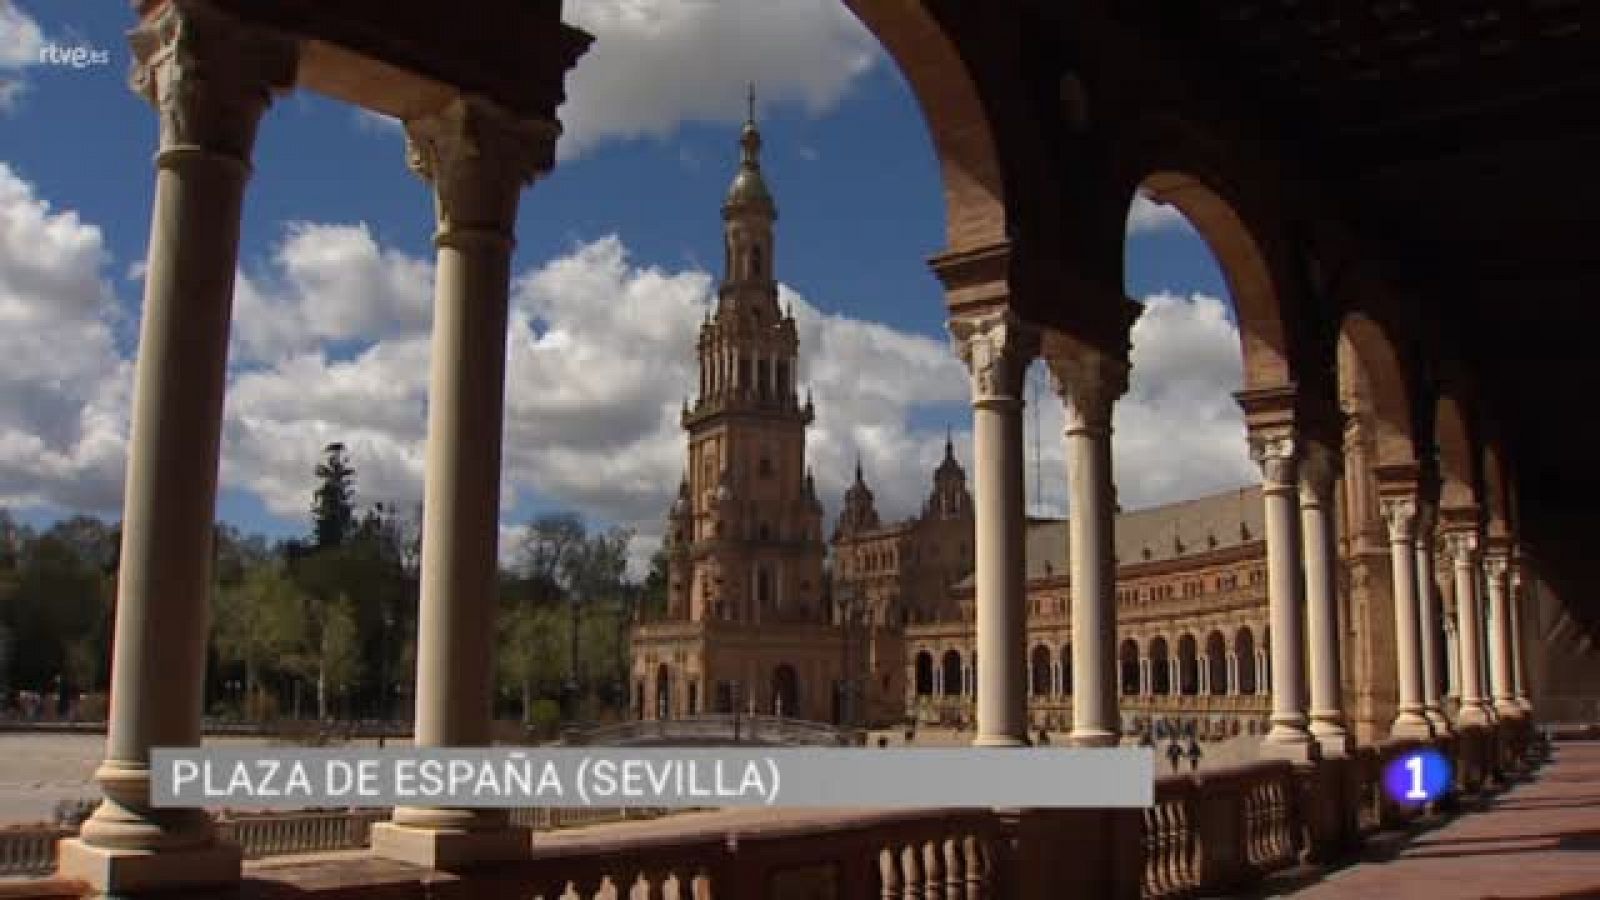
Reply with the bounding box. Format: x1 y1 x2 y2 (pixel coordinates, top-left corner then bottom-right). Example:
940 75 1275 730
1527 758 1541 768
747 83 756 124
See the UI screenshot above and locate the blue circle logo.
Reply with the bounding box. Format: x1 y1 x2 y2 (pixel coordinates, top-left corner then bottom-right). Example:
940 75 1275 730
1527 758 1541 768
1383 749 1451 805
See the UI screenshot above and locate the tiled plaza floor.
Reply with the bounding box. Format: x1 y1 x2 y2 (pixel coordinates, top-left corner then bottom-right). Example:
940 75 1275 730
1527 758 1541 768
1283 741 1600 900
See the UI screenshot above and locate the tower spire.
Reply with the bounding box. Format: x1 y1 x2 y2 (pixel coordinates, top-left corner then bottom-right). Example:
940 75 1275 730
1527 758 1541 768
747 82 756 125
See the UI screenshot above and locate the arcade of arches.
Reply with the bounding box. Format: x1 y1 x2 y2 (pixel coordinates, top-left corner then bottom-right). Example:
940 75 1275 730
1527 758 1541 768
49 0 1600 894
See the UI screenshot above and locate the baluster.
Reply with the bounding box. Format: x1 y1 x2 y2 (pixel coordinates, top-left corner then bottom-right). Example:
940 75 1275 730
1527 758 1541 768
923 839 945 900
942 836 964 897
963 834 986 900
880 846 904 900
1143 807 1160 896
902 843 924 900
1170 801 1189 891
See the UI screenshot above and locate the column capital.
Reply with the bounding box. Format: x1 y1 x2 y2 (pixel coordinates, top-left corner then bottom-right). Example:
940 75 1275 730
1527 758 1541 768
1443 527 1479 565
1039 331 1129 433
1481 550 1510 580
129 0 299 161
1414 498 1438 545
1248 429 1296 491
405 95 559 239
1380 494 1417 543
949 309 1039 404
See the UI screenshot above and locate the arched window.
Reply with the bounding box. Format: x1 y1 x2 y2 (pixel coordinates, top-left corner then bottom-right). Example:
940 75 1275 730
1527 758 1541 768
941 650 963 698
750 244 763 278
1030 645 1052 697
914 652 934 697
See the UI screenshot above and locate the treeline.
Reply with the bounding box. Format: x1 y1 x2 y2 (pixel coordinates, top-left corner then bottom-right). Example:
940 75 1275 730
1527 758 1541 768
0 443 669 733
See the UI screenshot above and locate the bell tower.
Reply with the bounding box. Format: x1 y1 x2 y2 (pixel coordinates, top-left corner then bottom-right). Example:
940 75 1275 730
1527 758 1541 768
669 88 823 627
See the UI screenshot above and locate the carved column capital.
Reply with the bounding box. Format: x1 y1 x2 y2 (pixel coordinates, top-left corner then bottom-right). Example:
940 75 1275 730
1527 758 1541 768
1296 439 1340 509
1413 500 1437 548
949 310 1039 405
1040 331 1128 434
1482 551 1510 581
405 95 559 239
1443 528 1479 566
1249 430 1297 492
129 0 299 161
1379 494 1417 543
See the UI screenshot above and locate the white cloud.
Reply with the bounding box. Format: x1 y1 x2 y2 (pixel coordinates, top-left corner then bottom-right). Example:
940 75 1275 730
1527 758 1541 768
0 163 1255 576
0 1 44 112
1127 190 1193 236
0 162 129 512
556 0 879 158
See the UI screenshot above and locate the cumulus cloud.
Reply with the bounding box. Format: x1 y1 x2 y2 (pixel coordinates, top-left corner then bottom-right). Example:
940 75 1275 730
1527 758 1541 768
0 162 129 511
0 164 1255 575
557 0 879 158
1127 190 1193 236
0 1 46 112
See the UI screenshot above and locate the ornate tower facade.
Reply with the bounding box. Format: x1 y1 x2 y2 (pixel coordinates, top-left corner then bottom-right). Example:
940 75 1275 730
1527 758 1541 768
635 98 836 724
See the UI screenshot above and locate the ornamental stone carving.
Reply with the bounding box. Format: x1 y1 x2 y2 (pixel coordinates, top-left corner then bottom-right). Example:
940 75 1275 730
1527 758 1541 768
405 95 560 236
1380 495 1417 542
1040 332 1129 434
949 310 1038 403
1249 431 1297 490
1482 552 1509 581
128 0 299 159
1444 529 1479 565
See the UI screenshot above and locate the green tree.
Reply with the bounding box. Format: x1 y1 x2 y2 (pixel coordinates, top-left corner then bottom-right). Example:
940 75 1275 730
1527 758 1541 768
213 565 304 715
311 443 357 551
640 546 670 619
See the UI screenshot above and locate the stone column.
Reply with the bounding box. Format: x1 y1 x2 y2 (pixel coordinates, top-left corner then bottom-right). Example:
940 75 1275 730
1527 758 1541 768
57 5 296 894
1446 530 1492 727
1299 441 1349 754
1043 337 1128 748
1509 566 1532 712
1415 504 1450 733
1199 658 1211 696
1252 434 1313 753
1381 494 1432 739
1227 653 1238 695
1483 550 1521 719
1444 616 1460 704
951 311 1036 746
369 96 556 870
1140 658 1151 696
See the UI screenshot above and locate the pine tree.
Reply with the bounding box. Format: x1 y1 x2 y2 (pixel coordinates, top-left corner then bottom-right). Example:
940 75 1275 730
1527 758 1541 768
311 443 356 550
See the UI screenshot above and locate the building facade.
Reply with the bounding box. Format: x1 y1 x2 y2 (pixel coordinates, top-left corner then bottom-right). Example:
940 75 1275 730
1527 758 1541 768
631 104 839 723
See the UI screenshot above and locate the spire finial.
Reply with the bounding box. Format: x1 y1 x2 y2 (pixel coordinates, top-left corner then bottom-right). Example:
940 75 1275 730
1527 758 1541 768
855 454 864 484
747 82 756 124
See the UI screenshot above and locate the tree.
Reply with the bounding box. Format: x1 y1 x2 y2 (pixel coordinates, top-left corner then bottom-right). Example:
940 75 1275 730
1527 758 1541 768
515 512 586 606
311 443 357 551
213 565 304 715
641 546 670 618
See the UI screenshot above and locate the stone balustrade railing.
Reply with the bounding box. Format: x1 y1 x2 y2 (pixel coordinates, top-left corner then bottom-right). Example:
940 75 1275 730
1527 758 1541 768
2 722 1541 897
0 807 671 879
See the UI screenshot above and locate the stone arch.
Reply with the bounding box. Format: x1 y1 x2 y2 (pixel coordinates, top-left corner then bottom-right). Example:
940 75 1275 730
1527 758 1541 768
1205 630 1228 696
771 663 799 717
1482 438 1514 540
1435 388 1480 513
1114 113 1306 391
941 649 963 698
1176 633 1199 696
655 662 672 720
1119 638 1140 695
1234 627 1256 695
1338 310 1417 469
840 1 1009 250
1030 644 1052 697
1149 636 1171 696
914 650 934 697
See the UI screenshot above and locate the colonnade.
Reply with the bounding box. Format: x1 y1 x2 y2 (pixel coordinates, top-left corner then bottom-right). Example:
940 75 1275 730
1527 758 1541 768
57 2 569 890
945 304 1534 758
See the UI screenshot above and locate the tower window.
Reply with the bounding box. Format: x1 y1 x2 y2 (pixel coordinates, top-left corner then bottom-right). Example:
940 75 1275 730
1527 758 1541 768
750 245 763 278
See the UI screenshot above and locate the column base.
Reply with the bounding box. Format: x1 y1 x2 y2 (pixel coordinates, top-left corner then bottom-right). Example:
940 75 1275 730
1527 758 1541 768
56 836 241 896
1389 710 1435 741
1495 699 1527 720
1456 701 1494 729
971 733 1030 748
1264 714 1313 750
1309 718 1352 757
1068 728 1120 749
368 822 531 870
1424 707 1453 736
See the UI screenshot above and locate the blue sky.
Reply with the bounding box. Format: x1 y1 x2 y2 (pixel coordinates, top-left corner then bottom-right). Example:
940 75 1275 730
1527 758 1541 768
0 0 1248 568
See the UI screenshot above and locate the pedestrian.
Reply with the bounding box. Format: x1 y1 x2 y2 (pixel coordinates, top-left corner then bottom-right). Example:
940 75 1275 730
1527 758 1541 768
1037 727 1050 745
1186 737 1202 772
1166 739 1183 773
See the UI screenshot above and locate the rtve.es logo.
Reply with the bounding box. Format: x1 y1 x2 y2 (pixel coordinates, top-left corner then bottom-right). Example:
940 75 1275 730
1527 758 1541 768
38 40 110 70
